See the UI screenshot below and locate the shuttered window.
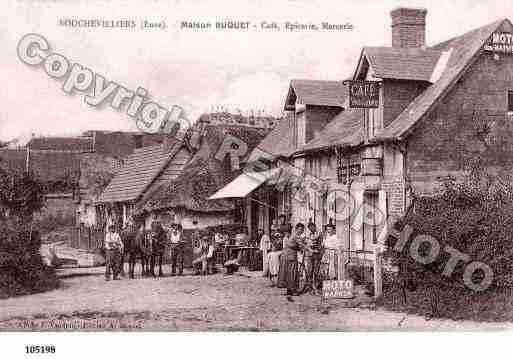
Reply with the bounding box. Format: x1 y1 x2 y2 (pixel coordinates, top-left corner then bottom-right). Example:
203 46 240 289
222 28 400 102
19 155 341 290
508 91 513 112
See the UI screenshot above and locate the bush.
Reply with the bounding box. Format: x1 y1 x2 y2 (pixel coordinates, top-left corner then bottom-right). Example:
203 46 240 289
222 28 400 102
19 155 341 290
34 211 76 237
382 176 513 320
0 218 59 298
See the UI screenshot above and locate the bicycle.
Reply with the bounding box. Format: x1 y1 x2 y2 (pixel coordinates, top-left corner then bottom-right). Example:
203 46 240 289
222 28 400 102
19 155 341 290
297 247 329 295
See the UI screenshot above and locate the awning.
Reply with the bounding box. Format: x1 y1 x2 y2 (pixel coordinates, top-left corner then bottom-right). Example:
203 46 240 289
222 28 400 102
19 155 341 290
208 168 281 200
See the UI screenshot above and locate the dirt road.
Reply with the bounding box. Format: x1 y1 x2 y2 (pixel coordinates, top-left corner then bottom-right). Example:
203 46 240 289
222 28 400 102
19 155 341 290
0 266 510 331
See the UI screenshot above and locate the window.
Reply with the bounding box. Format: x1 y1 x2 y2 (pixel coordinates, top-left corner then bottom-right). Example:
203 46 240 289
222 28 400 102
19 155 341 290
296 113 306 147
134 135 143 148
367 108 380 139
508 91 513 112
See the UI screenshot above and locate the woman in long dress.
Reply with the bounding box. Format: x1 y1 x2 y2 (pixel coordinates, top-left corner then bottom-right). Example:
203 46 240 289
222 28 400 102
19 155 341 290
322 223 340 279
277 223 311 297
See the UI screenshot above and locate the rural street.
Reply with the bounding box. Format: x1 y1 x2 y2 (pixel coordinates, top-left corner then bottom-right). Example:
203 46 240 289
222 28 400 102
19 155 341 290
0 265 510 331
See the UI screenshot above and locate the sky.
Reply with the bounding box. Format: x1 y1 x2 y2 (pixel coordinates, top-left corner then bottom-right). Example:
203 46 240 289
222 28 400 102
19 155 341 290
1 0 512 143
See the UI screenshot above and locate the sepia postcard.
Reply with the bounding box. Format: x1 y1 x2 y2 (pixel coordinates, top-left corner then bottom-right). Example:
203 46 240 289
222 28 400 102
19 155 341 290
2 0 513 354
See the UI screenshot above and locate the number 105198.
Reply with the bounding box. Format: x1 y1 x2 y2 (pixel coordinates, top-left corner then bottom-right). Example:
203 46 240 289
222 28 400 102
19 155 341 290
25 345 56 354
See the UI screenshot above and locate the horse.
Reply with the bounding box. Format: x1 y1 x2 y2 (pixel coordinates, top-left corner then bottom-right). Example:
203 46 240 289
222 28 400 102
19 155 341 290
149 221 167 277
121 224 152 278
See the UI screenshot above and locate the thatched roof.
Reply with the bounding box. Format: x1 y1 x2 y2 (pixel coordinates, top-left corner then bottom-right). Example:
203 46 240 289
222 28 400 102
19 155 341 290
137 124 267 214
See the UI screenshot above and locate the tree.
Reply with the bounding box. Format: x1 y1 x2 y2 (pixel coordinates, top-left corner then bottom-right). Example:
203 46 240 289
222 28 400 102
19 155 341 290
0 168 45 219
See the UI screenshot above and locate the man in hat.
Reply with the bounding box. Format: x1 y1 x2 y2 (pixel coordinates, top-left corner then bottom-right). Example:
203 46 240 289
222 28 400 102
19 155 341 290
104 224 124 281
168 223 185 276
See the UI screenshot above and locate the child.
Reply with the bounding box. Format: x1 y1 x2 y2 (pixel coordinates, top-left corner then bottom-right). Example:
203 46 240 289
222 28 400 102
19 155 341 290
267 232 283 287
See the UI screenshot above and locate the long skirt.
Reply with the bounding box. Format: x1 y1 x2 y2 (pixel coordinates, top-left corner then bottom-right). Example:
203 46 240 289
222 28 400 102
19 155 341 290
277 257 298 291
322 249 338 279
268 250 281 276
261 249 269 275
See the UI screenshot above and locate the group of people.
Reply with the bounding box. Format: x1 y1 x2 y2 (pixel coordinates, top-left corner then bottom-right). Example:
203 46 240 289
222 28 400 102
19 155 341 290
103 221 186 281
257 214 341 299
103 214 342 300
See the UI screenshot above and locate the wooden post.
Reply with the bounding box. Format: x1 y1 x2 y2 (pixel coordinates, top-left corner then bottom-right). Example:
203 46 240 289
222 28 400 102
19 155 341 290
373 246 383 299
338 247 348 280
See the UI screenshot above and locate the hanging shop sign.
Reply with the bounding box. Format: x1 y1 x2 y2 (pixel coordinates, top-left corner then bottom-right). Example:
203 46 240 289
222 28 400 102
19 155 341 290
343 80 380 108
337 164 361 183
322 279 354 299
337 151 361 184
484 32 513 54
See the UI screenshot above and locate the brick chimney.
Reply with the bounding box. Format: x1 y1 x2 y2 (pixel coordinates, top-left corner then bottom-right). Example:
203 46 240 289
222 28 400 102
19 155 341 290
391 7 427 48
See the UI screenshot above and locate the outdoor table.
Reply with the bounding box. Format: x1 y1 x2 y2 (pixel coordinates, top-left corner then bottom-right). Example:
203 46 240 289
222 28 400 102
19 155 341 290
223 245 242 263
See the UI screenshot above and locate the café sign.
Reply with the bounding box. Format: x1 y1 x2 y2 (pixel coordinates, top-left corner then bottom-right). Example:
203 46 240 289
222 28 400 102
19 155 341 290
484 32 513 54
344 80 380 108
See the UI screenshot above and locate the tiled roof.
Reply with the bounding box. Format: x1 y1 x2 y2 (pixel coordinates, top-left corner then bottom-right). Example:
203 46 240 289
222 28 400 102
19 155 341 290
247 116 296 161
376 18 509 140
299 106 364 152
284 79 348 110
363 46 442 82
27 137 93 152
97 142 181 203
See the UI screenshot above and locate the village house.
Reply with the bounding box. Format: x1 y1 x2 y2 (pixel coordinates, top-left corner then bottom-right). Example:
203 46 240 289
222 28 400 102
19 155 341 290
294 8 513 259
96 136 191 229
76 130 169 228
0 131 166 231
135 122 268 233
210 80 347 236
100 112 277 232
0 136 92 223
211 8 513 267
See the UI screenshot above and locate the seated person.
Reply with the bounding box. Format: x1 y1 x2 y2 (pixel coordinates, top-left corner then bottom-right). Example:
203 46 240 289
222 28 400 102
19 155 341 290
235 231 248 246
192 235 209 275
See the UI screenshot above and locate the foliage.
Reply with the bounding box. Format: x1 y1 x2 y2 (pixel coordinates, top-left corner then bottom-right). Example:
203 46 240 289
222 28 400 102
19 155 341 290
0 218 59 298
40 172 79 194
0 168 59 298
0 168 45 219
34 211 76 237
382 173 513 319
83 170 115 198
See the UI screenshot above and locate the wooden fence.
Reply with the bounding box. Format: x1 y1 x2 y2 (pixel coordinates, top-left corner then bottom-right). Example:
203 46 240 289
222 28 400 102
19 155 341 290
68 226 104 252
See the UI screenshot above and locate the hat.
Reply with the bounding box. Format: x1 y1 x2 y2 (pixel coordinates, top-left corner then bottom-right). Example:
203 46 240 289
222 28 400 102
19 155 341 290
325 222 335 229
171 223 182 230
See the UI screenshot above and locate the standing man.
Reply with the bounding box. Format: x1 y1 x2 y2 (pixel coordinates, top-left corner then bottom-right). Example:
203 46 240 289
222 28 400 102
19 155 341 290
168 223 185 276
104 224 124 281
